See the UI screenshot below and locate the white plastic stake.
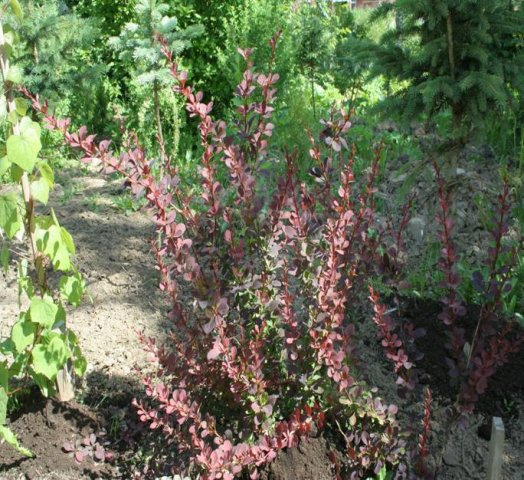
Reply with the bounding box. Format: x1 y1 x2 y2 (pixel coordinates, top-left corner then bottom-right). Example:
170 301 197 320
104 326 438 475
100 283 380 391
487 416 504 480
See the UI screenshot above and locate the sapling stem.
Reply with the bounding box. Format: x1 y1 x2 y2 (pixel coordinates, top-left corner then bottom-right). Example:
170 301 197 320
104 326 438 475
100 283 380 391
0 17 74 402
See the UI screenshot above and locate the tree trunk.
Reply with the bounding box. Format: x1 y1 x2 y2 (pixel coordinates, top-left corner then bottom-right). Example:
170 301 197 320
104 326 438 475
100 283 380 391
446 12 456 81
310 73 316 120
153 80 165 177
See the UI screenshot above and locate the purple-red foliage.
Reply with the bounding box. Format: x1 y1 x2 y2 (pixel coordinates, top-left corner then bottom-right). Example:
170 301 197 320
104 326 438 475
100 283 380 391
26 36 523 473
379 192 415 288
414 388 433 478
434 164 468 379
369 287 416 392
24 35 407 478
458 176 523 412
434 167 523 413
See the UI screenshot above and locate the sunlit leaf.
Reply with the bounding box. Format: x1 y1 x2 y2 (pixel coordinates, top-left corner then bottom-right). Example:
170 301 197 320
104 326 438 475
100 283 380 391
0 425 33 457
0 194 21 239
31 178 50 204
11 316 36 352
30 296 59 328
31 335 70 380
8 0 23 20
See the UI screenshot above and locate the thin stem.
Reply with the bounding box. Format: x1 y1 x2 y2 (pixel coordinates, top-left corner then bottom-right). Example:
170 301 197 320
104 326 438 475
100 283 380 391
0 20 46 297
153 79 165 178
466 179 510 370
446 12 455 81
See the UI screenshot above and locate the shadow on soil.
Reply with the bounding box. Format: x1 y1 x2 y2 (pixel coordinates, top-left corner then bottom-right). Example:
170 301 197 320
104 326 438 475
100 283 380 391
0 371 150 480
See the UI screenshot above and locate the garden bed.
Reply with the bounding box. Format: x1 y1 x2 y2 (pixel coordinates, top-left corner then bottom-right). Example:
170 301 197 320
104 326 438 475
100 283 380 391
1 163 522 479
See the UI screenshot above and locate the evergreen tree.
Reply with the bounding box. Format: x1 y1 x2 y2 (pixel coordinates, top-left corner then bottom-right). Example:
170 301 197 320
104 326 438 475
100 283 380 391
13 0 104 121
346 0 524 139
109 0 202 155
293 3 337 119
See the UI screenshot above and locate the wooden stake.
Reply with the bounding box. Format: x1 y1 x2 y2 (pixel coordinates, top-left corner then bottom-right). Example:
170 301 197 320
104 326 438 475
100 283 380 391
56 367 75 402
487 416 504 480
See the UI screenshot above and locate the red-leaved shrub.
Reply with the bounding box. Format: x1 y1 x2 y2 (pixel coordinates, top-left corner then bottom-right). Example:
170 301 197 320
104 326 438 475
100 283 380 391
25 35 408 478
24 33 523 479
434 165 523 414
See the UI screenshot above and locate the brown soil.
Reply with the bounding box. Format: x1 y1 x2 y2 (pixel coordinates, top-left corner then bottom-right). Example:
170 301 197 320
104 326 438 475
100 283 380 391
403 298 524 425
402 298 524 480
0 393 115 479
260 436 336 480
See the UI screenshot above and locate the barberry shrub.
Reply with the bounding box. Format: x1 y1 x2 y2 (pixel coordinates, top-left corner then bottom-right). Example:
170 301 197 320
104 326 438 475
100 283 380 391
27 28 524 477
28 34 410 478
433 165 523 414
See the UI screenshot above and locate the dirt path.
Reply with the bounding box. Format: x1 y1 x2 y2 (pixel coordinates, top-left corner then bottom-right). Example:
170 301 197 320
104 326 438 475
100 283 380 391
2 172 166 381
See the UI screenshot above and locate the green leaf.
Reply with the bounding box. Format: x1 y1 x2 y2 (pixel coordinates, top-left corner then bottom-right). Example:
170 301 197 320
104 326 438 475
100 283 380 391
74 354 87 377
8 0 24 20
17 259 34 299
49 210 75 254
9 163 23 182
11 317 36 352
6 65 22 84
2 37 12 58
6 117 41 172
19 116 41 136
0 156 9 176
38 162 54 186
7 353 25 377
0 386 7 425
59 272 85 306
1 243 9 273
0 363 7 391
31 335 70 380
66 330 86 376
30 178 50 204
31 372 54 397
14 98 28 116
7 110 18 125
60 227 75 255
0 426 33 458
35 219 72 271
30 296 58 328
55 304 66 329
0 339 14 356
0 194 21 239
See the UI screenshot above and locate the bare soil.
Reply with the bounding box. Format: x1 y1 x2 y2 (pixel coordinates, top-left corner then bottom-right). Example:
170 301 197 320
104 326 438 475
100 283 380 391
400 298 524 480
0 394 114 480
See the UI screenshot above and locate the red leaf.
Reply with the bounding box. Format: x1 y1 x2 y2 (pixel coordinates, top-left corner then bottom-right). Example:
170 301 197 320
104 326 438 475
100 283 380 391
62 441 74 452
74 451 86 464
174 223 186 238
94 446 105 461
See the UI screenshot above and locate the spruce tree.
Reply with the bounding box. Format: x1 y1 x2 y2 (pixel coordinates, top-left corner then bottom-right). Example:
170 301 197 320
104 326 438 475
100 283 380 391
12 0 104 121
293 3 337 119
347 0 524 139
109 0 202 157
